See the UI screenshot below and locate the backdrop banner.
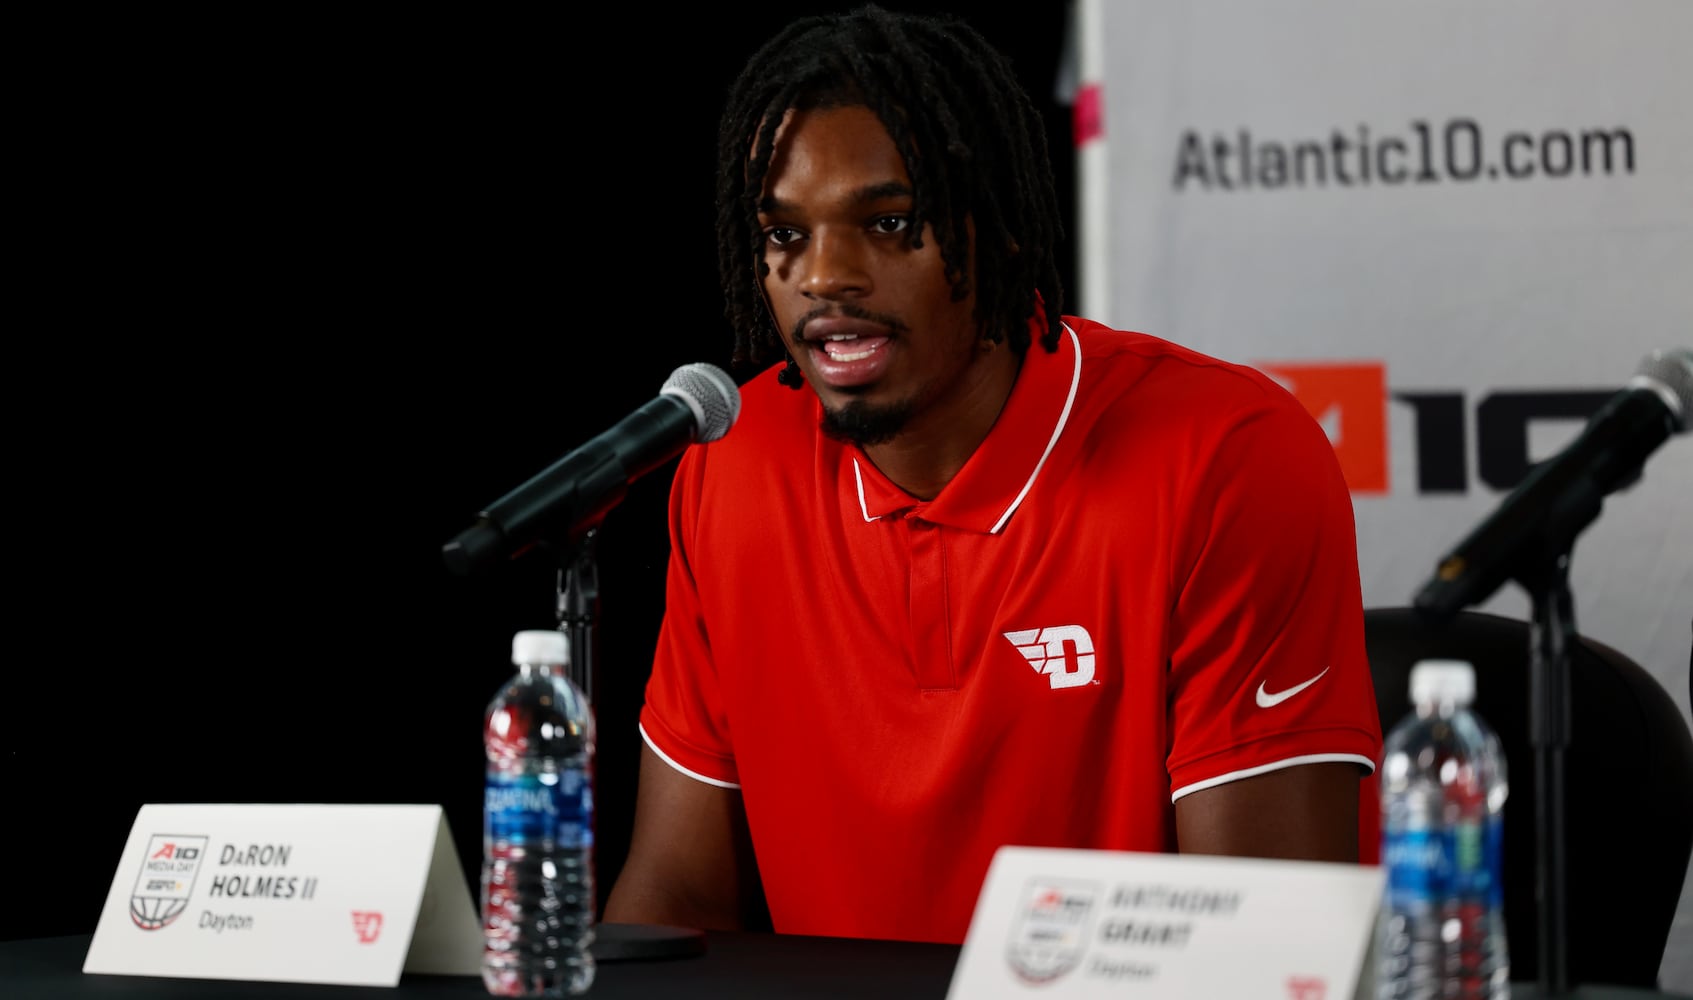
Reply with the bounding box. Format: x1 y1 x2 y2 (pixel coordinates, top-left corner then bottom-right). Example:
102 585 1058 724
1074 0 1692 989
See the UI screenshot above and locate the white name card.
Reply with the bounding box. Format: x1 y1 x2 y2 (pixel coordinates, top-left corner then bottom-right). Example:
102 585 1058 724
947 846 1384 1000
83 803 482 987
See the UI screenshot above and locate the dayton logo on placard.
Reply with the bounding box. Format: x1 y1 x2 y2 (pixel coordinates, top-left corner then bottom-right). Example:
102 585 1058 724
1005 878 1100 984
351 910 384 944
130 834 210 930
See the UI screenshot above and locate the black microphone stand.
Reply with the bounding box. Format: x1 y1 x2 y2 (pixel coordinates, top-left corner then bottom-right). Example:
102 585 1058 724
547 521 707 963
1516 540 1578 999
1416 539 1578 999
1413 445 1627 996
557 526 602 708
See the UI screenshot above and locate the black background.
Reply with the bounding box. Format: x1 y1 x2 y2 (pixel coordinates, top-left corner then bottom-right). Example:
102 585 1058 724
3 3 1074 942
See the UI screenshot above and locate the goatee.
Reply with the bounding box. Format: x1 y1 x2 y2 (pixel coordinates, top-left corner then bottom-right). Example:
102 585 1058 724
820 398 915 447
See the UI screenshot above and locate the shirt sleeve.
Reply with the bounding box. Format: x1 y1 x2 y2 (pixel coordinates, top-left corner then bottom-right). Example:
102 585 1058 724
636 445 742 788
1164 389 1383 801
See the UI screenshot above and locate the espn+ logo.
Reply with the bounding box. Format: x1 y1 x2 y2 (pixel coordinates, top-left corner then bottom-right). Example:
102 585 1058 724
1261 362 1616 494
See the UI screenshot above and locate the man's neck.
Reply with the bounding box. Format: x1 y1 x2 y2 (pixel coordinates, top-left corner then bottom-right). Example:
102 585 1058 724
861 345 1022 501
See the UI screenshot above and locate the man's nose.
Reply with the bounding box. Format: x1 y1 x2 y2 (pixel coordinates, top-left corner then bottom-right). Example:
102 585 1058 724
800 230 870 299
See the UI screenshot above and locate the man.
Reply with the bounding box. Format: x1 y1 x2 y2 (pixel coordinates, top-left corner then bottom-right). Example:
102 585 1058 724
604 5 1382 944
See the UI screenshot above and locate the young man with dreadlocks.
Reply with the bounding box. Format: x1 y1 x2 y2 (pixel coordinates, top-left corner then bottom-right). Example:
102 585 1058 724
604 5 1382 944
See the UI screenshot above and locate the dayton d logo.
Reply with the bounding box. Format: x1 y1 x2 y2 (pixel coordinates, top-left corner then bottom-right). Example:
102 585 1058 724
130 835 210 930
1006 878 1101 984
1003 625 1097 689
351 910 384 944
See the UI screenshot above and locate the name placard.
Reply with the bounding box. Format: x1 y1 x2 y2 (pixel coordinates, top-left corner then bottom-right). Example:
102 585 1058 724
83 803 482 987
947 846 1384 1000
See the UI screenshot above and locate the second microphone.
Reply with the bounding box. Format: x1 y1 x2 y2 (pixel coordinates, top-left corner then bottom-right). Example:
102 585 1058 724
442 362 742 577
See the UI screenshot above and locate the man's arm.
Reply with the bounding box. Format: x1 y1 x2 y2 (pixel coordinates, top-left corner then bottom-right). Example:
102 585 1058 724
1173 761 1360 861
602 743 765 930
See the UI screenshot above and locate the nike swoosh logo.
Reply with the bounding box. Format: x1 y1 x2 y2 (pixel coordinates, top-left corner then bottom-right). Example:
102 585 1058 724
1255 666 1331 708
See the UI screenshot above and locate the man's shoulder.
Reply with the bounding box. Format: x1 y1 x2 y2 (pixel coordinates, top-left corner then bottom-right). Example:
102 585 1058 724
1063 315 1307 421
1057 317 1345 499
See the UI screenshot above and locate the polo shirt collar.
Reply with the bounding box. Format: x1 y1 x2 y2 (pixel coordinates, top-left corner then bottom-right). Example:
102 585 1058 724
847 319 1080 534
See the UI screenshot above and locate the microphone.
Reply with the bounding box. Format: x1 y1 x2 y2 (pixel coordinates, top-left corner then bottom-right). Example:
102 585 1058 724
443 362 741 577
1414 347 1692 623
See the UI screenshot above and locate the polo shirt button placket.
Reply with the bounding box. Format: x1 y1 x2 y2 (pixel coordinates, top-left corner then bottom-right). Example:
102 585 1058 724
906 516 956 691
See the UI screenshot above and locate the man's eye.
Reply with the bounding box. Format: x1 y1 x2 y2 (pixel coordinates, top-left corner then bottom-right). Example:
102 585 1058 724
764 227 803 247
871 215 910 235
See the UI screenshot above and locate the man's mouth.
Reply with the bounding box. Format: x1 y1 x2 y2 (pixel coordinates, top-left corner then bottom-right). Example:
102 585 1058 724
817 333 889 363
798 318 898 388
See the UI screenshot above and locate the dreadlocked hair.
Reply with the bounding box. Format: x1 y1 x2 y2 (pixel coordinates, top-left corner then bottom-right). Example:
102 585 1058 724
715 4 1065 376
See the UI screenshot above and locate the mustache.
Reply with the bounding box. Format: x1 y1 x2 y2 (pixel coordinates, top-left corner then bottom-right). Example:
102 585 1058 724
792 303 910 342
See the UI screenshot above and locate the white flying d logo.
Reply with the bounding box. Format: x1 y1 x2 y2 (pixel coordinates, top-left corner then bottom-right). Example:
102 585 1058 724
1003 625 1097 689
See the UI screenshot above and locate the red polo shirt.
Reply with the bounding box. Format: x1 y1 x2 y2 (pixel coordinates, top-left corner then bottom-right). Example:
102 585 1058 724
638 317 1382 944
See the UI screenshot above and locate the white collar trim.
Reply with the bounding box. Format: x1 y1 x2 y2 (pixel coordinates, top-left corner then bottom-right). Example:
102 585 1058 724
850 321 1082 531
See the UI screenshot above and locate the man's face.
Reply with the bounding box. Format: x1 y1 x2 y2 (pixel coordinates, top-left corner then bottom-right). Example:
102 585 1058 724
757 104 987 446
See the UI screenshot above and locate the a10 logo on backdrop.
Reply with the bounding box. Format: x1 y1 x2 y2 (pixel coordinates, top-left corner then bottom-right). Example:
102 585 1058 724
1260 361 1614 496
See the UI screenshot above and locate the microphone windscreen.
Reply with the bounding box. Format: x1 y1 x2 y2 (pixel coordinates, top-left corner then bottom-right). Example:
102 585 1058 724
1632 347 1693 431
662 362 742 443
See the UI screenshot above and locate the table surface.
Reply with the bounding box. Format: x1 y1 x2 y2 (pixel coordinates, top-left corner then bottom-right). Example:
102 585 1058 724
4 930 1688 999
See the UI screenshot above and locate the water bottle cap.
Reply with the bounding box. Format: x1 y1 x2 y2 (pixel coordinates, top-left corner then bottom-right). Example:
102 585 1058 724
1409 658 1476 705
511 629 569 666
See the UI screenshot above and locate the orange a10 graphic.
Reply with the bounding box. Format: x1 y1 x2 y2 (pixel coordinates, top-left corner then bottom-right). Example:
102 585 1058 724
1260 362 1614 496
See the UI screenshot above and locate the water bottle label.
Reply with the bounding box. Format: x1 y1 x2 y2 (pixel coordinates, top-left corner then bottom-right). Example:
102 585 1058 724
1485 813 1505 907
1384 820 1496 901
484 769 594 849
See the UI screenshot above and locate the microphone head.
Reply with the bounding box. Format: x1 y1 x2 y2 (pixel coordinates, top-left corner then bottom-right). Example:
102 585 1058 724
1631 347 1693 433
660 362 742 443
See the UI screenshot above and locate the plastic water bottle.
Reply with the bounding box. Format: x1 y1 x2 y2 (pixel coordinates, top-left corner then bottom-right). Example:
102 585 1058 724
1375 658 1510 999
481 629 596 996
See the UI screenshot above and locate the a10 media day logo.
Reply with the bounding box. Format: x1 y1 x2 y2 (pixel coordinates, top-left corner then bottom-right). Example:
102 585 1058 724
130 834 210 930
1005 878 1101 985
1257 361 1616 495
